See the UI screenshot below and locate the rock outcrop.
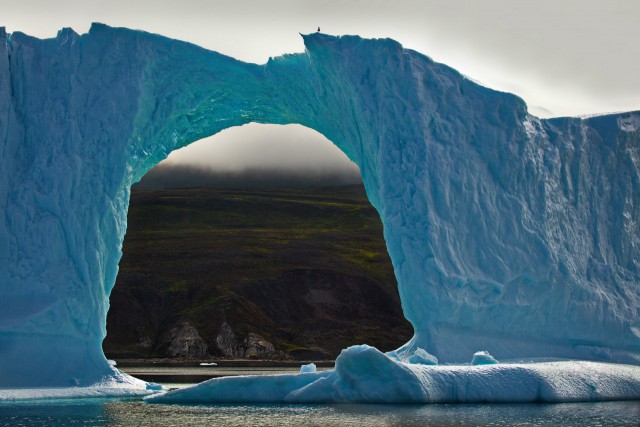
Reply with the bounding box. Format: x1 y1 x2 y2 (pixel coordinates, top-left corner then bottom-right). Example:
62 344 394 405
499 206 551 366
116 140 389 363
166 321 209 358
216 321 283 359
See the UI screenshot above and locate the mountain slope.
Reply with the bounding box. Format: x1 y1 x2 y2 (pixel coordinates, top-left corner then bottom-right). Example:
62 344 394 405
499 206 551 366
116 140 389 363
104 185 412 360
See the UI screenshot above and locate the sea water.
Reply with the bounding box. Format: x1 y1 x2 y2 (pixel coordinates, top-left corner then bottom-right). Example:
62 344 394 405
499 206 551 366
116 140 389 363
2 367 638 425
1 399 638 426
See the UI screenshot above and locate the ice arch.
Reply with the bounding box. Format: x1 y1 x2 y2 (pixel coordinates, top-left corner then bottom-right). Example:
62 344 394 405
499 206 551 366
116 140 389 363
0 24 639 390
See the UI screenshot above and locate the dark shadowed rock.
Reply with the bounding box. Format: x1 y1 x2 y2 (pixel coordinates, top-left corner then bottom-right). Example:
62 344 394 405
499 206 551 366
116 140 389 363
166 321 209 358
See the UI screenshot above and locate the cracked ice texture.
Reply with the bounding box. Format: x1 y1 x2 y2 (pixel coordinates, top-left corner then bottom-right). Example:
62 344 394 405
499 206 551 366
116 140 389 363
0 24 639 388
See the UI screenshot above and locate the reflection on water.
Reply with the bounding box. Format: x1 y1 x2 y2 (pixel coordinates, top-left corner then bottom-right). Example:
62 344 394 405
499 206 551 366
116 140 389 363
0 398 111 426
1 399 639 426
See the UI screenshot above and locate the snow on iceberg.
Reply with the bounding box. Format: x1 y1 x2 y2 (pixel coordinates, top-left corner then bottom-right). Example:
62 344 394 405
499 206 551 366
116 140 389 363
145 345 640 404
0 23 639 400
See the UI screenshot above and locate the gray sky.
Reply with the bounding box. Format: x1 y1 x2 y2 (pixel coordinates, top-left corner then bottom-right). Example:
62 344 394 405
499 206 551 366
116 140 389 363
4 0 639 177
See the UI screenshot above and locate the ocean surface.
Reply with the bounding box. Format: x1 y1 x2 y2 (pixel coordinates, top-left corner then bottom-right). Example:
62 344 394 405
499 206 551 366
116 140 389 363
1 367 638 426
1 399 639 426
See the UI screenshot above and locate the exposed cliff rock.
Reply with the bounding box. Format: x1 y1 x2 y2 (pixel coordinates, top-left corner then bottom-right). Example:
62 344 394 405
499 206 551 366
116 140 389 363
216 321 242 358
216 321 283 359
243 333 279 359
166 321 209 358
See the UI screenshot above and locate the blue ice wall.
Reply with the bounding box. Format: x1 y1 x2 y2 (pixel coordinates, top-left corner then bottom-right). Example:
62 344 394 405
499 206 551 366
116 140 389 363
0 24 638 388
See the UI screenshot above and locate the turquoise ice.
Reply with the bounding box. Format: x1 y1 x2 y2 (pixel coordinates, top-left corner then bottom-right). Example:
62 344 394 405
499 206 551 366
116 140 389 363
0 24 638 400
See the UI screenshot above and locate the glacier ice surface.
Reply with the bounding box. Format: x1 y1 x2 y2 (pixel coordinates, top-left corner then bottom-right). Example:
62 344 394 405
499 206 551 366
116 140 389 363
0 24 639 401
407 348 439 365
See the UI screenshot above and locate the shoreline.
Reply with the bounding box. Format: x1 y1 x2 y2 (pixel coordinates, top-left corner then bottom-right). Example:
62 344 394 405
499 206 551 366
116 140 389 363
117 363 334 385
112 358 335 368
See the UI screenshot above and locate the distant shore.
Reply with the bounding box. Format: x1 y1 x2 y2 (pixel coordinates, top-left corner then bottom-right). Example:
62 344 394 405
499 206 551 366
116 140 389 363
115 360 335 384
113 358 335 368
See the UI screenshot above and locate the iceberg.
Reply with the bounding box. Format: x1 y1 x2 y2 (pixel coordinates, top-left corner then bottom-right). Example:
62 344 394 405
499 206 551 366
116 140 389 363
471 351 499 366
146 345 640 404
300 363 317 373
0 24 638 401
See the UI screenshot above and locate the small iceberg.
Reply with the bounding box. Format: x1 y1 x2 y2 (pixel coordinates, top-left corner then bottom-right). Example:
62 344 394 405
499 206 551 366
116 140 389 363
300 363 317 373
471 351 499 365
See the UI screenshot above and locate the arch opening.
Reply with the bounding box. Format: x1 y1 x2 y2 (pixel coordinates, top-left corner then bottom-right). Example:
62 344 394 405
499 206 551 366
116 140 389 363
104 123 413 368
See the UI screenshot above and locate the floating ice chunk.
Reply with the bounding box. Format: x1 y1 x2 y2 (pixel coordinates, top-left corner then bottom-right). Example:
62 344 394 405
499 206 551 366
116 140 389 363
300 363 317 373
200 362 217 366
145 345 640 404
471 351 499 365
407 348 438 365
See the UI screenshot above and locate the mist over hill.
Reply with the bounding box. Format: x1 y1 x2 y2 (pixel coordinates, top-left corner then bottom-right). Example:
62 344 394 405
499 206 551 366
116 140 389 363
134 163 363 190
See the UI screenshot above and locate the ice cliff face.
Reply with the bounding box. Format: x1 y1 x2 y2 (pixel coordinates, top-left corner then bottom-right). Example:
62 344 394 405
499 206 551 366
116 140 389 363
0 24 639 388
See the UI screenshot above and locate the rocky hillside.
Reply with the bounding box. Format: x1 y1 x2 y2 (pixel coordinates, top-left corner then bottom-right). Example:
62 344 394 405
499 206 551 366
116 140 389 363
103 185 413 360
